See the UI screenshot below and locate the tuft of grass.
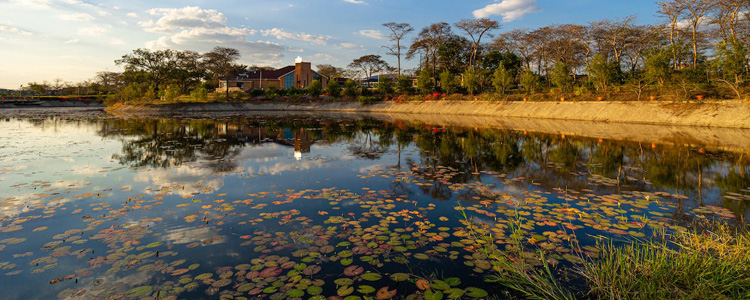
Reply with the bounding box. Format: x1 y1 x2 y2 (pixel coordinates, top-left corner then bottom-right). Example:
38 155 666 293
458 202 578 300
580 223 750 300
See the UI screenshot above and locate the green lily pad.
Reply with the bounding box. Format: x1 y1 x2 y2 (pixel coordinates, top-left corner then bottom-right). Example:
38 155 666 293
360 272 382 281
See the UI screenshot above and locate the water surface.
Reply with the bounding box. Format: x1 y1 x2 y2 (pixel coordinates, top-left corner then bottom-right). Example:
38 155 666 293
0 111 748 300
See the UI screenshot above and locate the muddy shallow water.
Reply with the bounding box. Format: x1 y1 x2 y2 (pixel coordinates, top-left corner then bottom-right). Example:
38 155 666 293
0 109 747 299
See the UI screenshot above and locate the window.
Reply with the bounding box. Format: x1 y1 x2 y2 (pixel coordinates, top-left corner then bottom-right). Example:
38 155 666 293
284 74 294 89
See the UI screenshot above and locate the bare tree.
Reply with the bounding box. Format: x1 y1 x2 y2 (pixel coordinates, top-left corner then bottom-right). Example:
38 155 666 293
679 0 714 68
657 1 686 69
592 16 637 66
382 22 414 77
454 18 501 69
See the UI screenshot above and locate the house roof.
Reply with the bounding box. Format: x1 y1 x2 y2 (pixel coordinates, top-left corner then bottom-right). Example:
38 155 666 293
225 64 329 81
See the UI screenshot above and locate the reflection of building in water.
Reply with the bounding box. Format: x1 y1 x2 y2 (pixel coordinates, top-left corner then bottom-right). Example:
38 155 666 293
217 123 324 160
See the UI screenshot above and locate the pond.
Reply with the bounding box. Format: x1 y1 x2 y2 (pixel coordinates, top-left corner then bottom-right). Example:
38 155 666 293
0 110 748 300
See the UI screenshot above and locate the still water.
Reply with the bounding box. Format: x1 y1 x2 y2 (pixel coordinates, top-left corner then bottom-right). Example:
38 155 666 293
0 111 748 300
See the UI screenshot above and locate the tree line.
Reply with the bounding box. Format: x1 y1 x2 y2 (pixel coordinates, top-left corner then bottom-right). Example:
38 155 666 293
341 0 750 100
18 0 750 102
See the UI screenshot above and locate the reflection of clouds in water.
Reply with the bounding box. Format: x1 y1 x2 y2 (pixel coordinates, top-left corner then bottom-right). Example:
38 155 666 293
358 164 388 174
239 143 288 159
0 179 86 218
161 226 222 245
71 165 101 176
246 159 326 175
63 270 153 300
133 165 224 197
0 193 73 218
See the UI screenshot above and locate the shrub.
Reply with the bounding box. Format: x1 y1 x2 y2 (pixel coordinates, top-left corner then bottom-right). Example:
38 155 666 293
326 80 341 98
343 80 359 97
357 95 380 105
307 80 322 97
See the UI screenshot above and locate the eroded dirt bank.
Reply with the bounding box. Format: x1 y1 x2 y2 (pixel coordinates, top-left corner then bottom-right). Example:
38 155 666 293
107 100 750 129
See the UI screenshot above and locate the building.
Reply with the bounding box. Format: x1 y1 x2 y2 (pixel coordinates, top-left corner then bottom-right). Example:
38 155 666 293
220 57 328 92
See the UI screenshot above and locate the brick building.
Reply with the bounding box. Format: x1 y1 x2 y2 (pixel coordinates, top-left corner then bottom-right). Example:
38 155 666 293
220 57 328 92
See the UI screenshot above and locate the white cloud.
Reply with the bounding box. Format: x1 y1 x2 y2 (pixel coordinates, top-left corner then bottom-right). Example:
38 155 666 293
344 0 367 4
126 12 138 18
59 13 95 22
10 0 50 9
77 25 110 36
473 0 541 22
140 6 227 34
0 25 33 36
338 43 357 48
310 53 337 62
358 29 387 40
109 38 124 45
261 28 328 45
141 6 285 65
64 38 80 44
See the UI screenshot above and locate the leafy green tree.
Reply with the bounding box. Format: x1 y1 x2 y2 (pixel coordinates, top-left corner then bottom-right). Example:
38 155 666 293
344 79 359 97
550 61 573 93
520 70 540 94
326 80 341 98
587 54 620 92
463 67 480 95
378 75 394 96
643 47 673 86
440 70 458 94
712 39 747 99
396 75 413 95
417 68 435 94
492 64 514 94
307 80 323 97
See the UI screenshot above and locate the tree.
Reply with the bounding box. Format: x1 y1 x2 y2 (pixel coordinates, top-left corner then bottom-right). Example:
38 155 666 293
463 67 480 95
116 49 178 94
587 54 620 91
95 71 123 94
657 1 686 69
343 79 359 97
326 80 342 98
550 61 573 92
643 47 673 86
454 18 501 69
417 69 434 94
202 47 241 99
520 70 540 94
492 64 513 94
378 75 394 96
439 69 458 94
316 64 344 80
679 0 713 68
396 75 413 95
407 22 452 78
307 80 323 97
712 39 747 98
349 55 389 84
382 22 414 77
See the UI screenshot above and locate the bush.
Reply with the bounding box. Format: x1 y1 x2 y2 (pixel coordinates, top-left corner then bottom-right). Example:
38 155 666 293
190 86 208 101
343 80 359 98
396 75 413 95
326 80 341 98
250 89 265 97
265 85 280 99
307 80 322 97
357 96 381 105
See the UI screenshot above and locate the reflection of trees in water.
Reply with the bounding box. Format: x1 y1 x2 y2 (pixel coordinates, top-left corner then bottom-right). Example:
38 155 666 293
91 116 750 217
98 119 244 172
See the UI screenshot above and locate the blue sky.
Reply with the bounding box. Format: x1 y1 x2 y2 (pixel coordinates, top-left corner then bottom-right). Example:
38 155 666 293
0 0 662 88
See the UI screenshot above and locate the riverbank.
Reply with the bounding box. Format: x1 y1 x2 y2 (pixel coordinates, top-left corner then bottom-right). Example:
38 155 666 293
106 100 750 129
0 100 105 109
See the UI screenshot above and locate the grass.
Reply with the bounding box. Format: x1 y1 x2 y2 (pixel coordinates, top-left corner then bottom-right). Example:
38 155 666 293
581 223 750 300
458 201 750 300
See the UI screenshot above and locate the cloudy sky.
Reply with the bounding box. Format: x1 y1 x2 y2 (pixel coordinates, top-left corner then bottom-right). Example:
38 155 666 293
0 0 660 88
